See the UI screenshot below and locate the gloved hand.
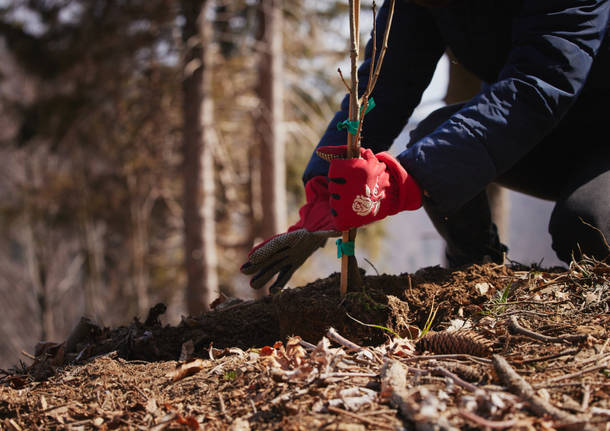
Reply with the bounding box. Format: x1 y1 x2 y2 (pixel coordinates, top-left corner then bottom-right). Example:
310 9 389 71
240 176 339 293
317 145 422 231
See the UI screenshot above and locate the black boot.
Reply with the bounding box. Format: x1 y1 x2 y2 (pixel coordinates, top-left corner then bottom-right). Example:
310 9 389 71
424 191 508 268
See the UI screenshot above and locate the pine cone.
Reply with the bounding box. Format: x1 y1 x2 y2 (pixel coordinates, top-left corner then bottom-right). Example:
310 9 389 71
416 330 493 357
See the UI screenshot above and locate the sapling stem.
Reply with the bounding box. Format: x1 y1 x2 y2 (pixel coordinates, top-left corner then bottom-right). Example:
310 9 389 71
339 0 396 297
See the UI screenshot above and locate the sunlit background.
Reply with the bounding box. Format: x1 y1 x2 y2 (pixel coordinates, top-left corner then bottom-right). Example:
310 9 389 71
0 1 562 368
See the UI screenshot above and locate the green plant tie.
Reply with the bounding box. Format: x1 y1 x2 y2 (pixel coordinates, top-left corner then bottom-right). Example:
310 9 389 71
364 98 376 113
336 239 355 258
337 119 360 135
336 98 376 135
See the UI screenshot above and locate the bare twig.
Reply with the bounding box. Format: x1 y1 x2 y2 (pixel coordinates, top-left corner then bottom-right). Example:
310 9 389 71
458 410 516 429
492 355 592 429
433 366 480 392
327 406 396 430
354 0 396 144
324 372 378 378
579 217 610 252
20 351 36 360
327 327 363 352
298 339 317 351
533 360 610 388
591 407 610 416
402 354 492 365
218 393 232 422
508 316 588 344
337 68 351 93
581 384 591 411
270 388 308 405
367 0 396 92
360 408 399 416
517 347 581 364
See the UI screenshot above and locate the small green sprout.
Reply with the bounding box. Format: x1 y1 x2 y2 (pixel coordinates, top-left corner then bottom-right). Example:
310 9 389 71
224 370 237 380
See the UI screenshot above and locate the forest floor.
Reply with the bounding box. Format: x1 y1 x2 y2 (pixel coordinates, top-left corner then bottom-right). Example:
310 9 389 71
1 258 609 430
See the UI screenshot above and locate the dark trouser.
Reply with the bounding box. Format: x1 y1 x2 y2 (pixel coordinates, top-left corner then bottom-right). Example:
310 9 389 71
409 91 610 266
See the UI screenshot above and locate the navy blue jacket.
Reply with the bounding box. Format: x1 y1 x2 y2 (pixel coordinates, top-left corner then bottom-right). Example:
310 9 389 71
303 0 610 214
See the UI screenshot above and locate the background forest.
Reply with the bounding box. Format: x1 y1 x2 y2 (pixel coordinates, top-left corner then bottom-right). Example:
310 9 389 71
0 0 375 368
0 0 560 369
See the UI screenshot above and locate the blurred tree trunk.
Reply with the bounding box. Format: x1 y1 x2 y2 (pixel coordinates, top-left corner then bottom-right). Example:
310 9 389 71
444 52 510 243
24 220 53 341
256 0 286 239
127 174 157 318
182 0 219 314
252 0 286 296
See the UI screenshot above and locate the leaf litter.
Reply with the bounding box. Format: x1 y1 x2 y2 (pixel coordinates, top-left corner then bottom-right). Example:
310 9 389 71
1 258 609 430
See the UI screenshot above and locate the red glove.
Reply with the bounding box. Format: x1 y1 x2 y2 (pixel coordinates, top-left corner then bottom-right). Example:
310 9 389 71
240 177 339 292
287 176 338 233
317 145 422 231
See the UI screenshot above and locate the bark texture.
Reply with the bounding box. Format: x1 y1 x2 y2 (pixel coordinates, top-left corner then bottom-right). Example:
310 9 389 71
182 0 219 314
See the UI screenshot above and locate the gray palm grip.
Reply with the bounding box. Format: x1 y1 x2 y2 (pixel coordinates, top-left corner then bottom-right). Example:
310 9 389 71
242 228 339 291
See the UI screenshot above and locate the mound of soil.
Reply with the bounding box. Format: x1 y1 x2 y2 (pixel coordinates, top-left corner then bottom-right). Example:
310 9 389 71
2 261 609 430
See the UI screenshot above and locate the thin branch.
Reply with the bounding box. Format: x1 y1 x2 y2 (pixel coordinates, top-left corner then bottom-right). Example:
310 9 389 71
459 410 516 429
516 347 582 364
327 406 396 430
508 316 588 344
433 366 480 392
492 355 591 428
367 0 396 93
327 327 363 352
354 0 396 147
337 68 352 93
402 353 492 365
533 360 610 388
365 1 378 98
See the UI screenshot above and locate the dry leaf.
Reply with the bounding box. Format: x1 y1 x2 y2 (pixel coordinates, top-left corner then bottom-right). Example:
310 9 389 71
475 282 490 295
167 359 206 382
260 346 274 356
447 318 472 332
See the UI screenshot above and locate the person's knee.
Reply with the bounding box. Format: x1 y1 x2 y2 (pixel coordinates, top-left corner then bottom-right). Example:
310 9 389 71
549 194 610 263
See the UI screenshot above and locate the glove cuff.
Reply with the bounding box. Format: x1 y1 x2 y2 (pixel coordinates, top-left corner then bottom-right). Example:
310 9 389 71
376 152 422 213
289 176 338 233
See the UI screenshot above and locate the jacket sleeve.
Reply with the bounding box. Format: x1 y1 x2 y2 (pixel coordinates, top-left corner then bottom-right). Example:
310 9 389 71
398 0 610 215
302 0 445 184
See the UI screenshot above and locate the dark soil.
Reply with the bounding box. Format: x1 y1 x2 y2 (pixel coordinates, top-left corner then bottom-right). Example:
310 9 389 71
2 261 609 430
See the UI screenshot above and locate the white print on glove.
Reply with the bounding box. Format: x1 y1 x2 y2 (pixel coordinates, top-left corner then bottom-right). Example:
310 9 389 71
352 177 385 217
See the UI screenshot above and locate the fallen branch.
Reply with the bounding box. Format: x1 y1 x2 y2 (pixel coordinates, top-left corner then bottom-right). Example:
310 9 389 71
433 366 480 393
218 393 232 422
327 406 396 430
492 355 593 430
533 360 610 389
517 347 581 364
402 353 492 365
508 316 588 344
327 327 364 352
458 410 516 429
